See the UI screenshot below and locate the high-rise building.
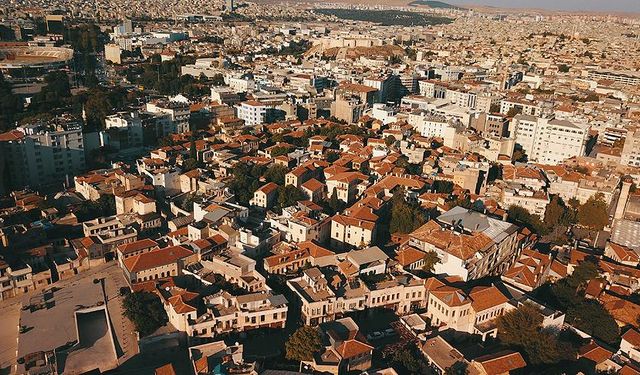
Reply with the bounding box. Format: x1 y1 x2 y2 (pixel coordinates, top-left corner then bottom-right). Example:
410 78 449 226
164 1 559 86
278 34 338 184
0 120 85 191
513 115 589 165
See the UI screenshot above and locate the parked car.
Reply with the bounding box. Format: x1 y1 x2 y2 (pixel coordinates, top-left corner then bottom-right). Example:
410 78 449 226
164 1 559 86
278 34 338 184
366 331 384 341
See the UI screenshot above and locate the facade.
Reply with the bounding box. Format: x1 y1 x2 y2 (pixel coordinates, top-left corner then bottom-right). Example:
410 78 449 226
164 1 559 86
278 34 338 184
513 115 589 165
121 245 196 284
408 207 519 281
236 101 268 126
0 121 85 191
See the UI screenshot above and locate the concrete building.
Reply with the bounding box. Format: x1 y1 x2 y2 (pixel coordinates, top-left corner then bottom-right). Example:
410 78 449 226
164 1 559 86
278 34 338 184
0 120 85 191
513 115 589 165
236 100 268 126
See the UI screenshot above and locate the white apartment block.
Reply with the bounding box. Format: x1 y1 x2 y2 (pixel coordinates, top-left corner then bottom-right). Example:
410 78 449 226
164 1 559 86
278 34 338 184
0 121 86 190
513 115 589 165
409 112 458 148
236 101 268 126
622 127 640 167
146 100 190 134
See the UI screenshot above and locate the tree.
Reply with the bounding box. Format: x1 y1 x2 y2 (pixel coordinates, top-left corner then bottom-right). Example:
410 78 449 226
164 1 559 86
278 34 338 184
558 64 571 73
422 251 440 273
444 362 469 375
326 151 340 163
326 187 344 214
432 180 454 194
544 196 567 228
390 344 436 374
577 194 609 230
390 191 426 234
285 326 322 362
507 205 547 235
182 158 198 172
190 137 198 160
497 303 569 365
264 164 288 185
277 185 307 210
122 291 168 336
385 135 396 147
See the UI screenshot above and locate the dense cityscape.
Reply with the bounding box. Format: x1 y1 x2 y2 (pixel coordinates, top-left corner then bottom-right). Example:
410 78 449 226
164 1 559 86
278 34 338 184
1 0 640 374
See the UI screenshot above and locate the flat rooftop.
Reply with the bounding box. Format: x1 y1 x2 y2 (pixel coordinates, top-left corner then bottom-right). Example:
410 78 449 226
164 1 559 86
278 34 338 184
17 277 115 373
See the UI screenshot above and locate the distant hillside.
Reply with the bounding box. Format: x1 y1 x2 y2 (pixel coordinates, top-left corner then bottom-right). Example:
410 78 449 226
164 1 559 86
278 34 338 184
314 8 453 26
409 1 465 9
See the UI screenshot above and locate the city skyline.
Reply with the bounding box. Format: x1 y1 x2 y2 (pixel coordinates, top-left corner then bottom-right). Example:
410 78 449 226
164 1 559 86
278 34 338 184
451 0 640 13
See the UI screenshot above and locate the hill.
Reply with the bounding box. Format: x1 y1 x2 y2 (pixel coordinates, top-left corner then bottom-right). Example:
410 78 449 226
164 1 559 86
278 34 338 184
409 1 464 9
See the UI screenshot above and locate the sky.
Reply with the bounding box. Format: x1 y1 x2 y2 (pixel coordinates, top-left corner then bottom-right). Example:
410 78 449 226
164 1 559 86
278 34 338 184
447 0 640 13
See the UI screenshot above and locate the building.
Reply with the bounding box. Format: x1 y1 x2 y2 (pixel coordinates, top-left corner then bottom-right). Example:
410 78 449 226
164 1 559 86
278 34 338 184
121 245 196 285
621 127 640 167
236 101 268 126
408 207 519 281
146 99 191 134
513 115 589 165
301 317 373 374
425 279 511 340
249 182 279 209
104 43 121 64
0 120 85 191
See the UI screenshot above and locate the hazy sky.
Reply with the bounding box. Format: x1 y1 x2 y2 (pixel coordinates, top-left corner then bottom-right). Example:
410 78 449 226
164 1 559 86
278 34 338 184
447 0 640 13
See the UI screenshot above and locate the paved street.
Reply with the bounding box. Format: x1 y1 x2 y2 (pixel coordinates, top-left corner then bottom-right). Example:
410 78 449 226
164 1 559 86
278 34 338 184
0 300 20 374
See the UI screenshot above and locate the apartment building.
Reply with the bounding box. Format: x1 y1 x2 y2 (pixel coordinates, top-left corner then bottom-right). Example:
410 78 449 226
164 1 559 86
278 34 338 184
501 187 550 218
621 127 640 167
588 70 640 86
513 115 589 165
263 241 335 274
189 291 288 337
408 111 459 148
0 120 85 191
236 100 268 126
146 99 191 134
408 207 519 281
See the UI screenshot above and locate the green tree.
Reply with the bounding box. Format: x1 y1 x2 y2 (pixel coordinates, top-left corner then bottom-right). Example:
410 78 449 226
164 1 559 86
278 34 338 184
577 194 609 230
182 158 198 172
544 196 567 228
326 151 340 163
228 162 266 205
264 164 288 185
507 205 547 235
385 135 396 147
497 303 569 365
285 326 322 362
422 251 441 273
122 291 168 336
190 137 197 160
390 191 426 234
277 185 307 210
